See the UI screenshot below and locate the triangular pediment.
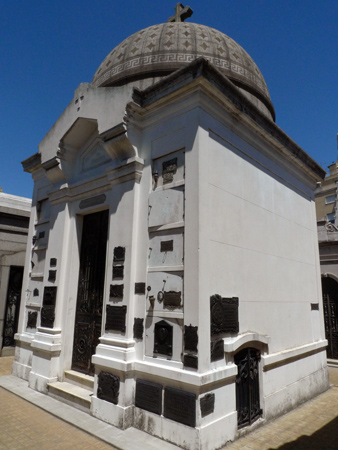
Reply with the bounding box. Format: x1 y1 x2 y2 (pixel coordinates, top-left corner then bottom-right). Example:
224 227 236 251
81 141 110 173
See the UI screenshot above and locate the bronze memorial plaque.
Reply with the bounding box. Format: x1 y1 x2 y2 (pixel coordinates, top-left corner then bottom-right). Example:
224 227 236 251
113 246 125 262
110 284 124 298
164 387 196 427
183 354 198 369
41 287 57 328
48 270 56 282
135 282 146 295
211 339 224 362
163 291 181 308
105 305 127 332
97 371 120 404
160 240 174 252
200 393 215 417
210 294 239 335
135 379 162 415
27 311 38 329
184 325 198 352
154 320 173 356
133 318 144 339
112 265 124 279
50 258 57 267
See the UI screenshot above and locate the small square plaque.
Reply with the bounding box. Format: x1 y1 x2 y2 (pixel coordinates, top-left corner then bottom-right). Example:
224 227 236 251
135 282 146 295
113 265 124 279
183 354 198 369
113 246 125 262
200 393 215 417
110 284 124 298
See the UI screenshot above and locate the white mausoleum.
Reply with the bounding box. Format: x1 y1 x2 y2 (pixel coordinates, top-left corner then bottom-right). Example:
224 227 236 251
14 6 329 449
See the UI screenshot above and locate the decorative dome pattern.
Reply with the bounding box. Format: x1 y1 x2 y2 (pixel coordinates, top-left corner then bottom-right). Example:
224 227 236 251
92 22 274 118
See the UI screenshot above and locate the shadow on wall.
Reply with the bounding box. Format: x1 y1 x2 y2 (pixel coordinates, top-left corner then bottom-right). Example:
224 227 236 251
269 415 338 450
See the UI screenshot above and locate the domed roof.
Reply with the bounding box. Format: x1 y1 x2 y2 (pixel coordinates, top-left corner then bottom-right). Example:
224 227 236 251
92 21 274 120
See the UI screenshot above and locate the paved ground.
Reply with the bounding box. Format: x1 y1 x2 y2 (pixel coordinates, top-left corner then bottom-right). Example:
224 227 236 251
0 356 337 449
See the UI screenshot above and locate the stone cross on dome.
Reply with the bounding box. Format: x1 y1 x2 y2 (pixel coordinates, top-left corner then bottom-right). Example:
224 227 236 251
167 3 193 22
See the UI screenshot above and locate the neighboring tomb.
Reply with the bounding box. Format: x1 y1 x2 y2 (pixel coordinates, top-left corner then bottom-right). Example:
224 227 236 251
14 6 329 449
0 191 31 356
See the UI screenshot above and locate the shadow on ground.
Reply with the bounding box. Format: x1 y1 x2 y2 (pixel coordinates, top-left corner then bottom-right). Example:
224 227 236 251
269 415 338 450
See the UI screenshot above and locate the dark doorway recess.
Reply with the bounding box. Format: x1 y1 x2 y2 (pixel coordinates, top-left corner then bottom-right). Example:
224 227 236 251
72 210 108 375
322 276 338 359
235 347 262 428
2 266 24 348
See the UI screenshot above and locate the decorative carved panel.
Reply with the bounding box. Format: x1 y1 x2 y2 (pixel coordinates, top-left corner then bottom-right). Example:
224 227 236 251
135 379 162 415
164 387 196 427
210 294 239 336
97 371 120 404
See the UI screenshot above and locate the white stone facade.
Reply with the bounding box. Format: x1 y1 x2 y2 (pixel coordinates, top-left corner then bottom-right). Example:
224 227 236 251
14 59 329 449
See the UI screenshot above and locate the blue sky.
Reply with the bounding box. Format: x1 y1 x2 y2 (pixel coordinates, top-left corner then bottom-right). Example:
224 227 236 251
2 1 338 198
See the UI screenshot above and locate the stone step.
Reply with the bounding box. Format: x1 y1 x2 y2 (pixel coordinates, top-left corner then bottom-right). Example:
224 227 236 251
47 381 92 412
64 370 94 391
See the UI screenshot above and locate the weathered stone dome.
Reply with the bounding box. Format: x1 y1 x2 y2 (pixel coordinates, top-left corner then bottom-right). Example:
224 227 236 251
92 22 275 120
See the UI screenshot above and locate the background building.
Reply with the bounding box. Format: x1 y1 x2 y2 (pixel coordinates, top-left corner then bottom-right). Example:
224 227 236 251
13 7 329 449
0 190 31 356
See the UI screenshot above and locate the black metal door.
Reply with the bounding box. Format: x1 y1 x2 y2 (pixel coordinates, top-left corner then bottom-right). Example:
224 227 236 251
322 277 338 359
2 266 23 348
72 210 108 375
235 347 262 428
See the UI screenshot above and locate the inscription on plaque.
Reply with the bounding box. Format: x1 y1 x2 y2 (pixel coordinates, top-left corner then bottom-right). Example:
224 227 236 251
164 387 196 427
154 320 173 356
183 354 198 369
97 371 120 404
41 287 57 328
160 240 174 252
211 339 224 362
27 311 38 329
210 294 239 335
110 284 124 298
33 288 39 297
113 246 125 262
135 282 146 295
163 291 181 308
105 305 127 332
50 258 57 267
48 270 56 282
200 393 215 417
135 379 162 415
162 158 177 184
112 266 124 279
133 318 144 339
184 325 198 352
79 194 106 210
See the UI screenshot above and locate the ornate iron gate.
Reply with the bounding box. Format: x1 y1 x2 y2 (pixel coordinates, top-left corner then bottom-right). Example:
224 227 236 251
72 210 108 375
322 277 338 359
2 266 23 348
235 347 262 428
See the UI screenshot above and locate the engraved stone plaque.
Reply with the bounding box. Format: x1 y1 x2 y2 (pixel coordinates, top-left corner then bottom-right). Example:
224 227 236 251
163 291 181 308
48 270 56 282
112 265 124 279
113 246 125 262
50 258 57 267
27 311 38 329
160 240 174 252
105 305 127 332
184 325 198 352
200 393 215 417
133 318 144 339
164 387 196 427
110 284 124 298
210 295 239 335
162 158 177 184
183 354 198 369
154 320 173 356
135 379 162 415
33 288 39 297
135 282 146 295
97 371 119 404
211 339 224 362
79 194 106 210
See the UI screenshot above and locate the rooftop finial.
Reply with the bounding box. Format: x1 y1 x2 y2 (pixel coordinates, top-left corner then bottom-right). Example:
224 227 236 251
167 3 193 23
